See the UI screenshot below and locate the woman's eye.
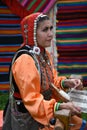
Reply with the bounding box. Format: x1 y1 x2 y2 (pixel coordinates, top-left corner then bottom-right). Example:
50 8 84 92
42 26 53 32
50 26 53 30
43 27 48 32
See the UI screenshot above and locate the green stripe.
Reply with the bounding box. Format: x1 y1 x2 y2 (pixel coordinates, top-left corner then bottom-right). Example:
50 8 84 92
34 0 46 12
27 0 37 11
56 28 87 31
56 42 87 45
57 37 87 40
59 65 87 68
56 26 87 30
57 2 87 6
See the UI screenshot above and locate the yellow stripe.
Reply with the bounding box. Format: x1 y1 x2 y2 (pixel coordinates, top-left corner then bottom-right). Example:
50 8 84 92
0 84 10 89
0 46 19 51
56 28 87 33
0 9 11 13
59 65 87 69
57 38 87 43
0 68 9 72
58 73 87 77
0 30 21 34
57 0 87 4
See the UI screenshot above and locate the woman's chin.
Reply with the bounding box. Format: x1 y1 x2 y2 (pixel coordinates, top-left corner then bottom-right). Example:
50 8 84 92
46 43 51 47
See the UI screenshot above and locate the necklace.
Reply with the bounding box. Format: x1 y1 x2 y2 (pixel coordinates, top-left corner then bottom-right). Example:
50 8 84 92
38 50 53 92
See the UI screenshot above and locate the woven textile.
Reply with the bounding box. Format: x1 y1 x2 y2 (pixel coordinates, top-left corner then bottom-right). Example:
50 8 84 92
0 1 23 90
0 0 56 110
0 0 56 90
4 0 56 18
17 0 56 13
56 0 87 86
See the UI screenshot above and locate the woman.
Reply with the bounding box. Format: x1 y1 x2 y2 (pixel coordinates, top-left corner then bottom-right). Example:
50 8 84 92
11 12 86 130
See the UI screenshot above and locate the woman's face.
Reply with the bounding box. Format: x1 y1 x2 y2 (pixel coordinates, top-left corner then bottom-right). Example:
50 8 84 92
36 20 53 48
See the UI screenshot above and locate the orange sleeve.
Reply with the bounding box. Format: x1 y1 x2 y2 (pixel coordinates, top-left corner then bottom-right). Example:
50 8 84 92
12 54 56 126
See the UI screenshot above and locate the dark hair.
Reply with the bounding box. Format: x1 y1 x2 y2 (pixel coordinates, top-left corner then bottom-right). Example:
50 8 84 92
37 15 49 28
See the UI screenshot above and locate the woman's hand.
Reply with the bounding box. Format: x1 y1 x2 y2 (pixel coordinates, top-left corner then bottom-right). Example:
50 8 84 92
63 79 83 90
59 102 81 115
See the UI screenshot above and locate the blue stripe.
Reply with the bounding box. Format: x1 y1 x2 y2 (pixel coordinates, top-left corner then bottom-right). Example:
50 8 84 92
0 63 11 66
0 52 15 55
58 62 87 65
0 65 10 67
0 61 11 64
0 72 9 74
0 6 8 8
0 24 21 27
0 18 20 20
0 62 11 65
0 14 20 17
57 2 87 7
0 56 13 58
0 44 20 46
56 25 87 29
57 41 87 45
0 34 22 36
0 81 9 84
83 77 87 80
0 90 9 93
0 27 21 29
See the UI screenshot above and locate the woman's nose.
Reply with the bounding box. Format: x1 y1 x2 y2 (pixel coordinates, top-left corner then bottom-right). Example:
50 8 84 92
48 29 53 37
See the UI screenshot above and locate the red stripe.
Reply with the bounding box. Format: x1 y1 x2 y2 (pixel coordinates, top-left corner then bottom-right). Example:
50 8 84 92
0 88 9 91
58 5 87 11
39 0 50 12
58 9 87 13
0 58 11 62
25 0 50 13
26 0 42 13
0 20 21 24
4 0 29 18
56 19 87 26
57 46 87 51
58 58 87 63
24 0 34 8
57 18 87 24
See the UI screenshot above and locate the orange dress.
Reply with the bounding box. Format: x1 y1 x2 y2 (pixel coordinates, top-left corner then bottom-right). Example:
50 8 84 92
12 51 82 130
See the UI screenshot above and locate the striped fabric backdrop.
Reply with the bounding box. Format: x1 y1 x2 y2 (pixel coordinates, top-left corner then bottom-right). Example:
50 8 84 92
56 0 87 87
17 0 56 13
0 0 56 91
0 0 56 110
0 1 23 91
4 0 56 18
